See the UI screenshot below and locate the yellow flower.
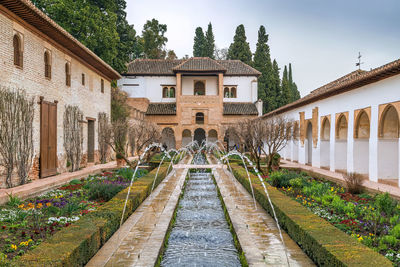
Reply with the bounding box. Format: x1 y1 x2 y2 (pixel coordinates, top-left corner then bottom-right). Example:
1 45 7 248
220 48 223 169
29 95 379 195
46 202 51 207
11 244 17 250
37 203 43 209
18 204 24 209
358 236 363 242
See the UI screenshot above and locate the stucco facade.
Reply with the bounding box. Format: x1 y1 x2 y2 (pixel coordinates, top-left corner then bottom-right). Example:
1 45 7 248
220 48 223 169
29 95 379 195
266 62 400 186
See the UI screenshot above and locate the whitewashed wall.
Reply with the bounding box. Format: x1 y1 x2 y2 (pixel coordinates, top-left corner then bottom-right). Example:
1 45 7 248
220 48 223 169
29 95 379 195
223 76 258 102
275 74 400 183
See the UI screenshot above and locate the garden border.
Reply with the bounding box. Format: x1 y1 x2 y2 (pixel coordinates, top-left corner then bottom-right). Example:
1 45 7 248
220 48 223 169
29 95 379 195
13 164 171 266
229 162 393 266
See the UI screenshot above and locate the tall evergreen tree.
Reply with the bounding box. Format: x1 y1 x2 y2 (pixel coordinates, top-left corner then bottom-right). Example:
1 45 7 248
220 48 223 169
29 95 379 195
268 59 281 112
280 65 291 106
193 27 207 57
227 24 252 65
288 63 301 101
141 19 168 59
253 26 273 114
205 23 215 58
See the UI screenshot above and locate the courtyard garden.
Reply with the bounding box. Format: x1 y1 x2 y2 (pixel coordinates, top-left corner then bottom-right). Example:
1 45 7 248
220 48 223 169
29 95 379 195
264 169 400 265
0 167 148 263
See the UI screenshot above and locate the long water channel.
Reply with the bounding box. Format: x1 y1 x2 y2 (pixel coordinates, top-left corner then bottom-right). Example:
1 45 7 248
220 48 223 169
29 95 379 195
161 156 242 266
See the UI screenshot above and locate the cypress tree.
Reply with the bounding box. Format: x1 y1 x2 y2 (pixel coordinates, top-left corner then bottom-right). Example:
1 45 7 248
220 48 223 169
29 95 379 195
253 26 273 114
280 65 291 106
227 24 252 65
289 63 301 101
205 23 215 59
193 27 206 57
268 59 281 112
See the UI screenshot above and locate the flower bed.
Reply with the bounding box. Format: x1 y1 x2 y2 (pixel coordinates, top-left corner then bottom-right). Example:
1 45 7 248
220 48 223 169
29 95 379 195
0 167 148 263
229 162 392 266
266 169 400 266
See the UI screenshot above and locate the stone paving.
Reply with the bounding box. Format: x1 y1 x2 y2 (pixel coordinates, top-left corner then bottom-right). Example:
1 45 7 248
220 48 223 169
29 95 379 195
212 165 314 266
86 164 189 267
0 158 136 205
281 159 400 199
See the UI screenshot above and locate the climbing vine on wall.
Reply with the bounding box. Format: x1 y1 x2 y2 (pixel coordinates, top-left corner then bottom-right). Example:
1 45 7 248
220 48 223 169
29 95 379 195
63 105 83 172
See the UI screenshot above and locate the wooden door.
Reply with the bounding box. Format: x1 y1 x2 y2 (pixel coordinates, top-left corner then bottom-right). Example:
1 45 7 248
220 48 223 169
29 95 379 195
40 100 58 178
87 120 95 162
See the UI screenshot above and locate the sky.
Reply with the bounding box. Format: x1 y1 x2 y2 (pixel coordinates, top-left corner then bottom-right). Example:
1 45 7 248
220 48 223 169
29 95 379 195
125 0 400 97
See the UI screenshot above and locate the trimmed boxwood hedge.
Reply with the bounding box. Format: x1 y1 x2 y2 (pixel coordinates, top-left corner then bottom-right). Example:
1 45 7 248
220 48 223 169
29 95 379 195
14 165 170 267
230 163 393 267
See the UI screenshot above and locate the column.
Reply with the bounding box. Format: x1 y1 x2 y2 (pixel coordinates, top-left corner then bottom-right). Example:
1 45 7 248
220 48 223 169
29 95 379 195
369 105 378 182
330 113 336 172
347 109 354 174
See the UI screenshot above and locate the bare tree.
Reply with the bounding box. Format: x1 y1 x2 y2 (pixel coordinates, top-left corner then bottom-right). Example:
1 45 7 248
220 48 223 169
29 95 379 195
227 119 266 172
0 87 35 187
262 116 292 171
128 128 135 156
63 105 84 172
214 46 228 60
98 112 111 163
16 93 35 185
132 120 161 161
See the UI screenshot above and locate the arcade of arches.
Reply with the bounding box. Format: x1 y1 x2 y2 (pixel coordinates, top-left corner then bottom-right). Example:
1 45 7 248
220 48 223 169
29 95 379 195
281 101 400 186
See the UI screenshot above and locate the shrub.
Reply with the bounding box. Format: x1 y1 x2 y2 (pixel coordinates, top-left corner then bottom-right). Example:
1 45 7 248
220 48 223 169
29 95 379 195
390 224 400 239
87 182 124 202
69 179 81 185
343 172 364 194
331 195 347 213
269 170 298 188
6 194 22 207
380 235 398 247
375 193 396 216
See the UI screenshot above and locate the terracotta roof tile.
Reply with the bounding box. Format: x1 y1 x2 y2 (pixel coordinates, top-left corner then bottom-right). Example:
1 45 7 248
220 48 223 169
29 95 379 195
263 58 400 118
146 103 176 115
223 103 259 115
125 58 260 76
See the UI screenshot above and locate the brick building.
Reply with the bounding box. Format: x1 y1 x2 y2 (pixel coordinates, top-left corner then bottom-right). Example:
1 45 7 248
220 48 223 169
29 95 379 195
0 1 120 187
118 57 262 149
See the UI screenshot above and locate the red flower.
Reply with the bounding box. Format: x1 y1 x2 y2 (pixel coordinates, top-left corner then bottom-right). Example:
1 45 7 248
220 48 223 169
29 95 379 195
1 226 6 229
65 223 70 227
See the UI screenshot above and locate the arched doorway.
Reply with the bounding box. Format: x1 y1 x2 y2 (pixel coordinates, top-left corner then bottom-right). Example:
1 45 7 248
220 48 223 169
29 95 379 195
194 128 206 145
335 114 348 173
378 105 399 181
208 129 218 143
306 121 313 165
182 129 192 147
354 111 370 176
320 117 330 169
161 127 176 150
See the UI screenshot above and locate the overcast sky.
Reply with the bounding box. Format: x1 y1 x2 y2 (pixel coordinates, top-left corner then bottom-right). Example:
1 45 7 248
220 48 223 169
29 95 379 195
126 0 400 97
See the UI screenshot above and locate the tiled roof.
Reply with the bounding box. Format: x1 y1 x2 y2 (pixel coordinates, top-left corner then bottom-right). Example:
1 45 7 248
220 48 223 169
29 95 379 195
223 103 259 115
263 58 400 118
173 57 227 72
2 0 120 80
125 58 261 76
146 103 176 115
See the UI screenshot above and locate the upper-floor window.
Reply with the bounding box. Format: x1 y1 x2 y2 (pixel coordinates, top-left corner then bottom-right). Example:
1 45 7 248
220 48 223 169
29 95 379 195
101 79 104 93
162 86 175 98
195 112 204 124
82 73 85 86
194 81 205 95
224 86 237 98
13 34 23 68
44 50 51 79
65 62 71 86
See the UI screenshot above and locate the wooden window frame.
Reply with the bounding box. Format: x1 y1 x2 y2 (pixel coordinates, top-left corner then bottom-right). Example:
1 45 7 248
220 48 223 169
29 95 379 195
223 86 237 98
44 50 51 79
65 62 71 87
101 79 104 93
82 73 85 86
162 85 176 98
13 34 23 68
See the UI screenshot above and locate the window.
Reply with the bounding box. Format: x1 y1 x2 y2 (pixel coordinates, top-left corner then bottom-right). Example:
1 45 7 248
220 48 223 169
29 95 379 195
13 34 23 68
65 62 71 86
44 51 51 79
81 73 85 86
195 112 204 124
194 81 205 95
101 79 104 93
224 86 237 98
162 86 175 98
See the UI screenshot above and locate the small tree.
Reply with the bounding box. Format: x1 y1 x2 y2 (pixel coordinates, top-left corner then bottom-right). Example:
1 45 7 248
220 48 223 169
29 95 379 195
132 120 161 160
0 87 35 187
262 116 292 172
98 112 111 163
16 93 35 185
227 119 266 172
63 105 83 172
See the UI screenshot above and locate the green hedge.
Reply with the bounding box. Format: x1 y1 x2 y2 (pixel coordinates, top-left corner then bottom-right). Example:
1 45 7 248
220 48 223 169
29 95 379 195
230 163 392 266
14 165 170 267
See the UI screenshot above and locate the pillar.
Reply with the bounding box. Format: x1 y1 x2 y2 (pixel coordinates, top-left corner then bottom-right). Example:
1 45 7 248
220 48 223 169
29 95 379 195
330 113 336 172
347 108 354 174
369 104 378 182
